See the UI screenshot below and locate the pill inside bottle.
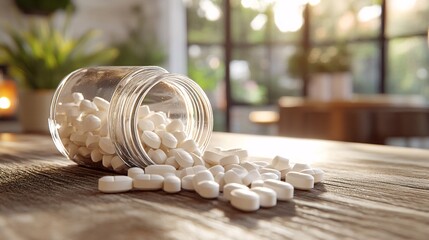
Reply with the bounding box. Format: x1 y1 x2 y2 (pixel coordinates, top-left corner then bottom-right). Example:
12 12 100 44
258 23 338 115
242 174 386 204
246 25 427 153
49 66 213 173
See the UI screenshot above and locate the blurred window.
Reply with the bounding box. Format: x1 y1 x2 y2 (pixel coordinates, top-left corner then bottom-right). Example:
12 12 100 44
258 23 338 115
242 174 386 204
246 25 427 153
187 0 429 132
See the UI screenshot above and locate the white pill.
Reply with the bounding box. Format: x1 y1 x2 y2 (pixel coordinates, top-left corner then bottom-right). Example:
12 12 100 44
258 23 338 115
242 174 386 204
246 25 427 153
159 131 178 149
133 174 164 190
94 108 107 121
175 169 184 178
191 152 205 166
77 147 91 158
81 114 101 132
251 179 265 188
111 156 126 171
90 149 103 162
72 92 84 104
145 165 176 177
202 150 223 166
93 97 110 111
261 172 280 181
149 149 167 164
272 155 290 171
223 170 243 185
240 162 259 171
286 171 314 190
292 163 312 172
138 105 151 118
86 134 100 149
259 168 281 180
224 164 247 176
166 119 185 132
102 155 113 168
99 137 116 155
181 175 195 191
99 123 108 137
165 156 179 169
220 148 248 162
251 187 277 208
80 99 98 114
219 155 240 166
192 165 207 174
208 165 225 177
192 170 214 188
192 148 203 157
98 176 133 193
67 143 79 157
230 189 259 212
138 119 155 131
163 176 181 193
223 183 249 201
280 168 292 180
264 179 294 201
141 131 161 149
59 125 74 138
70 132 86 146
147 112 166 126
174 149 194 168
171 131 187 144
242 169 262 186
196 180 219 199
128 167 145 179
309 168 324 183
178 139 198 152
214 172 226 192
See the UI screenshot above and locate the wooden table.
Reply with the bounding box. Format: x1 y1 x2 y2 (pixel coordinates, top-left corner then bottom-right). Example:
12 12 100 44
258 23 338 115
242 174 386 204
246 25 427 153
1 132 428 240
277 95 429 144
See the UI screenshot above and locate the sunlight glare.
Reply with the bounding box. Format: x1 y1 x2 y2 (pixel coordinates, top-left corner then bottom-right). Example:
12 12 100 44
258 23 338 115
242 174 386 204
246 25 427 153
250 13 267 31
0 97 11 109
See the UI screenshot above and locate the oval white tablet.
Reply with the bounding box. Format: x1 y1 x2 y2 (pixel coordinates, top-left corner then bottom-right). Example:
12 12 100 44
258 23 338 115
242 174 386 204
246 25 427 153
263 179 294 201
251 187 277 208
98 176 133 193
286 171 314 190
230 188 260 212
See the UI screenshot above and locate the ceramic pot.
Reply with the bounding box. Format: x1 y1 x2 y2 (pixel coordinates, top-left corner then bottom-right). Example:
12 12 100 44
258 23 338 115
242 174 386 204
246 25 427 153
18 90 55 133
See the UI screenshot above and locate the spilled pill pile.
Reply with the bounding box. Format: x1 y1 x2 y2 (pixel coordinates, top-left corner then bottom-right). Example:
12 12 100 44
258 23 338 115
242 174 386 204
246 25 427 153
98 150 324 212
55 92 324 212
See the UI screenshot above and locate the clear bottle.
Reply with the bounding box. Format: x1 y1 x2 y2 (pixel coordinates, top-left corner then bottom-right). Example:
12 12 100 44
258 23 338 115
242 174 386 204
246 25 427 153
49 66 213 172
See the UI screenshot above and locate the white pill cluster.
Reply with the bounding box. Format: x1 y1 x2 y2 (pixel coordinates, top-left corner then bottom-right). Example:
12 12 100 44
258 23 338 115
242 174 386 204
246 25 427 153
57 93 325 212
56 92 203 173
98 147 325 212
56 92 128 171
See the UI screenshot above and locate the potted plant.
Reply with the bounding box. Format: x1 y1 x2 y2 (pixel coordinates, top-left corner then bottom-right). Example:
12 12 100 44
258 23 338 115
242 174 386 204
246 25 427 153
0 18 118 133
288 44 352 101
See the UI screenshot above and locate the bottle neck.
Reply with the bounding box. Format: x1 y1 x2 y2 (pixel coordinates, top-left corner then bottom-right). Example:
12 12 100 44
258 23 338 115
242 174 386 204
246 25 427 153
109 67 213 168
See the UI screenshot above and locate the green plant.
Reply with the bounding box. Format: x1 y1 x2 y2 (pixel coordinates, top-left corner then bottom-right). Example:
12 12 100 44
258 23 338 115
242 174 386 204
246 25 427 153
288 44 351 78
0 19 118 89
111 5 165 67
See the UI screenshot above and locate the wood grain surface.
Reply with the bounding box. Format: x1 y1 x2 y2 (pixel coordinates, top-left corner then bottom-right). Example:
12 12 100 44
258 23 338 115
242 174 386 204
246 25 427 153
0 132 428 240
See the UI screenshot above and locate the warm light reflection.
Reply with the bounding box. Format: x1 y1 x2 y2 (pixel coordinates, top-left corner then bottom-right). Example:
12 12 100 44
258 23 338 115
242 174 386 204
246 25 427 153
208 56 220 69
241 0 274 12
0 96 11 109
230 60 250 81
273 0 304 32
358 5 381 22
199 0 221 21
250 13 267 31
188 45 201 58
391 0 416 11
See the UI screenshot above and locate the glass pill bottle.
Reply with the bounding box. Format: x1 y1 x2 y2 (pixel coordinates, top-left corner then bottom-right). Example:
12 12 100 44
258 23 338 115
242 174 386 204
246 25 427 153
49 66 213 173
